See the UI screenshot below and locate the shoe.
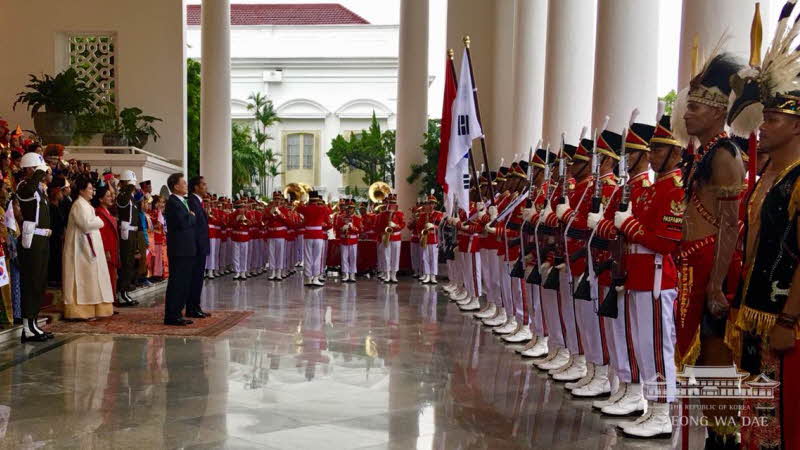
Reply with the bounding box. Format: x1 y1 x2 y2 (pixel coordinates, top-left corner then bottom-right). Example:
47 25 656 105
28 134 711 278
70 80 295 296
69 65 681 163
593 382 626 410
503 326 533 343
601 383 645 416
304 277 314 286
21 318 48 343
428 275 437 285
456 295 473 305
621 402 672 438
474 303 497 319
566 362 596 390
520 336 548 358
186 310 211 318
449 289 468 302
120 292 139 307
164 318 194 326
572 365 611 398
268 270 276 281
552 355 587 381
389 272 398 283
493 317 518 335
482 308 507 327
535 347 570 370
458 297 481 311
312 276 325 287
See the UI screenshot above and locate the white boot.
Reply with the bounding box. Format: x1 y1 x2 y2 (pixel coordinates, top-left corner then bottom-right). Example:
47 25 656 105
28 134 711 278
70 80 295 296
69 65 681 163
520 336 549 358
566 361 595 390
503 325 533 343
304 277 314 286
313 276 325 286
493 316 518 335
450 288 468 302
536 347 570 370
482 308 507 326
389 271 398 283
474 303 497 319
419 274 429 283
206 269 214 279
621 401 672 438
593 381 626 410
572 364 612 397
601 383 645 416
428 275 437 285
552 354 587 381
268 270 276 280
458 297 481 311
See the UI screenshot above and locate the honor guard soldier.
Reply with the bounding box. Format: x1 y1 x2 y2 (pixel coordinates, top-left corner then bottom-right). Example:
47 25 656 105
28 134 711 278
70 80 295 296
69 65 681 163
231 201 250 280
115 170 142 307
375 194 405 283
16 152 53 342
299 191 331 286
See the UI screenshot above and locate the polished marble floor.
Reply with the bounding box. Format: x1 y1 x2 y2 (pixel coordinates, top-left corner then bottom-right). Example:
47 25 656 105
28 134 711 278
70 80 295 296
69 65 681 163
0 276 684 449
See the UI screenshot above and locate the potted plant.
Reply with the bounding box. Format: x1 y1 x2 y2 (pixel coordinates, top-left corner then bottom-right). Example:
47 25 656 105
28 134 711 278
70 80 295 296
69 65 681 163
99 103 128 152
13 68 94 145
120 107 162 149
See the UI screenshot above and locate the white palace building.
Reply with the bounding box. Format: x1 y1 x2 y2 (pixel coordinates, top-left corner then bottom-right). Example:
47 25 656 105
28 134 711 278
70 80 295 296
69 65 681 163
187 3 404 196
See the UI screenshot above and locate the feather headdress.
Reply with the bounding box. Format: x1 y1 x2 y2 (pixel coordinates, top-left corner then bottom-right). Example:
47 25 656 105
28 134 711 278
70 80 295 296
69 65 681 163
728 0 800 135
672 33 744 145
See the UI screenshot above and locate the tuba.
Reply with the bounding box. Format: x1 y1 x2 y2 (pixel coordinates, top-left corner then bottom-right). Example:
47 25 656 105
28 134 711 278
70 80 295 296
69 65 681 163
283 183 308 203
368 181 391 204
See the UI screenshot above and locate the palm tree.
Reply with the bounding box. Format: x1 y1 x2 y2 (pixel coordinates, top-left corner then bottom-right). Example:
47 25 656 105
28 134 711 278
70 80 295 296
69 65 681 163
247 92 281 195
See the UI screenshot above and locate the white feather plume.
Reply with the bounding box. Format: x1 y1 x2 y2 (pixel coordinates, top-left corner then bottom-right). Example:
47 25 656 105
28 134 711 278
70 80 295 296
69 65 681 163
600 115 610 132
629 108 640 125
579 126 588 141
671 87 691 148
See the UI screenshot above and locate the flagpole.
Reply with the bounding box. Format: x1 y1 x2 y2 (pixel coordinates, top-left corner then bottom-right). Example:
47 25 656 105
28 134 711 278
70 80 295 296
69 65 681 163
448 49 485 206
463 35 495 204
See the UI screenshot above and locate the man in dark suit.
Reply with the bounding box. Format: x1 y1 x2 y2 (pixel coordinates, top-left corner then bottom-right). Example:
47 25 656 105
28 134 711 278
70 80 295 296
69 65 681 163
163 173 196 326
187 176 211 318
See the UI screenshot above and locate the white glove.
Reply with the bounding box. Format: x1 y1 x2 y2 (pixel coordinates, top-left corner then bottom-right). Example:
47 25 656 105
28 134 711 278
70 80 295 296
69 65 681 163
539 204 553 224
425 222 434 230
388 221 398 228
488 205 498 220
522 207 535 223
556 203 570 220
478 208 488 219
485 225 496 234
343 223 351 230
614 209 633 229
587 212 603 230
539 261 551 276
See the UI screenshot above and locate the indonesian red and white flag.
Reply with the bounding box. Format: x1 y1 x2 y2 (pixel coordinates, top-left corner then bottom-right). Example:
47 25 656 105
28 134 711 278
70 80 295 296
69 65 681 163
436 54 457 194
445 49 483 216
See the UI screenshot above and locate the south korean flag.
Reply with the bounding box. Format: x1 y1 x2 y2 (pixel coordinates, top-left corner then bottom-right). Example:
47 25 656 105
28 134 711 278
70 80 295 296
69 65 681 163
445 48 483 216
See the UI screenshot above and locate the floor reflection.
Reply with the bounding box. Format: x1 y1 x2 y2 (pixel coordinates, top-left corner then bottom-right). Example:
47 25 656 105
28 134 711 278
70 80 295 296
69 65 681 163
0 276 678 449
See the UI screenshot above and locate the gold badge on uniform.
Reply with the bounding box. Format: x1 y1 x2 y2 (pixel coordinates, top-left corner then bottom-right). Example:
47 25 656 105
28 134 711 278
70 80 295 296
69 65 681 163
670 200 686 217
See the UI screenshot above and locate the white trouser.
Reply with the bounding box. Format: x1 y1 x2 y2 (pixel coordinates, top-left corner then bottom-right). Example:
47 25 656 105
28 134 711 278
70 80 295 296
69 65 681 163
296 236 304 262
283 240 293 269
205 238 220 271
233 241 249 273
449 255 463 288
383 241 401 272
304 238 325 277
322 240 328 272
575 274 606 365
500 261 513 314
479 249 498 306
602 286 636 384
541 286 564 348
511 276 527 323
341 243 357 274
247 239 256 270
269 238 286 271
411 241 421 274
222 239 231 267
527 282 546 337
460 251 482 298
631 288 677 403
421 243 438 275
559 270 581 354
377 242 386 272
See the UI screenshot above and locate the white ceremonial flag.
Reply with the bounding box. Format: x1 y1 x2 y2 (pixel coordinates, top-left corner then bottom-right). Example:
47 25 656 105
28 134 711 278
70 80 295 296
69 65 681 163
445 48 484 216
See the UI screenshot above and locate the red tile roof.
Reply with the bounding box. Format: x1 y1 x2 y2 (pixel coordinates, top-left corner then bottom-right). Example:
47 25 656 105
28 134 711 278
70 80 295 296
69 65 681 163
187 3 370 26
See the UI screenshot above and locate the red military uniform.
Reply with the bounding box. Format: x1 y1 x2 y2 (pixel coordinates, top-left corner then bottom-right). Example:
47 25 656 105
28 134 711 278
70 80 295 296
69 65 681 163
375 209 405 242
299 203 331 240
415 210 444 245
335 212 362 246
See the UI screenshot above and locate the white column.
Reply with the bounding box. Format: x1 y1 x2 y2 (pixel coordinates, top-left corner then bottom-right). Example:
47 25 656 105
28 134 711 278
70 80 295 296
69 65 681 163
542 0 597 146
678 0 769 89
491 0 516 165
322 113 342 198
512 0 548 156
394 0 429 217
200 0 232 196
592 0 660 131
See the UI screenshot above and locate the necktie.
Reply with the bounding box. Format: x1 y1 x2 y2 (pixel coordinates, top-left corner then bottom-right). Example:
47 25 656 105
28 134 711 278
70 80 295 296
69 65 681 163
181 197 189 211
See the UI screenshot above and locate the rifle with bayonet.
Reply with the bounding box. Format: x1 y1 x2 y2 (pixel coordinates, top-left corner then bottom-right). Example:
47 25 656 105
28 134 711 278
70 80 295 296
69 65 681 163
527 143 551 285
598 127 630 319
542 136 568 290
